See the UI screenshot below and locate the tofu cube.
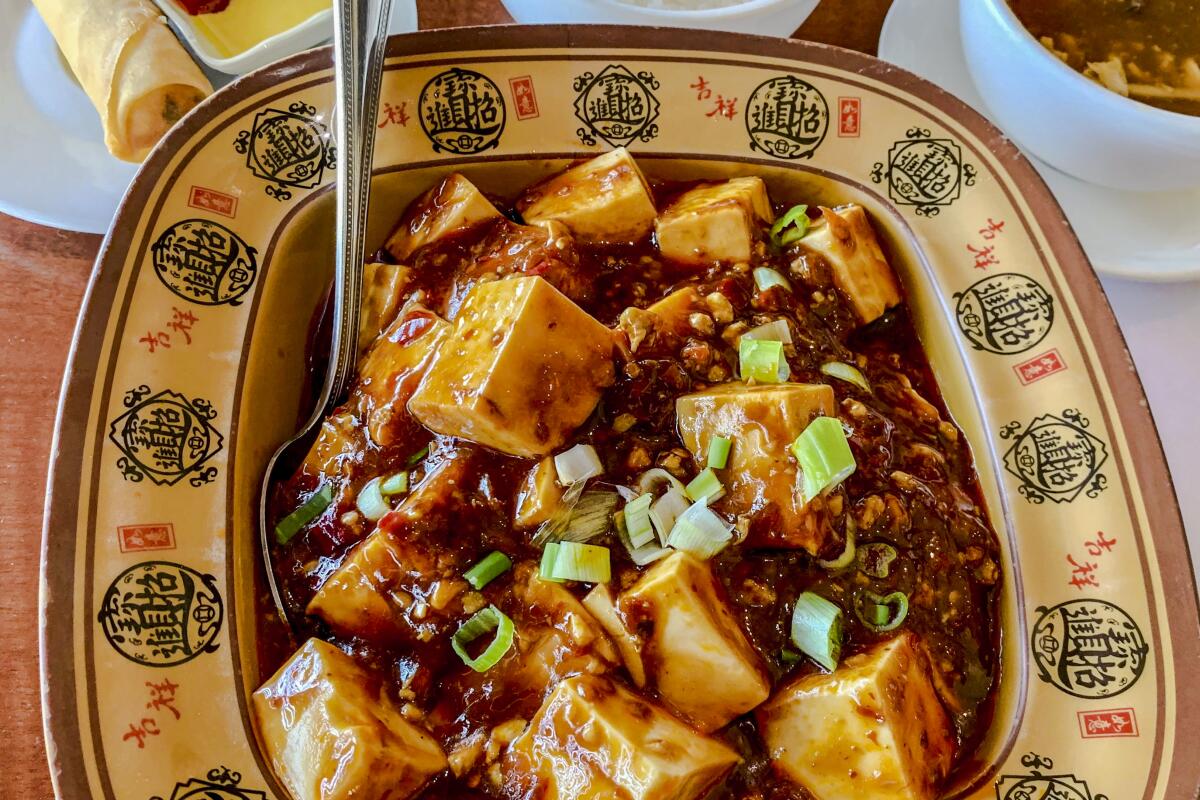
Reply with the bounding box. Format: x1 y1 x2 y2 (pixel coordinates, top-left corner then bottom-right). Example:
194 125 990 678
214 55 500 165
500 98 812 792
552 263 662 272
618 552 769 731
514 457 563 528
253 639 447 800
447 218 593 313
424 565 619 764
618 287 708 353
301 306 446 477
308 452 475 642
306 525 431 641
358 262 413 358
676 382 837 553
646 286 707 326
503 565 620 689
656 177 773 265
758 632 955 800
517 147 657 243
385 173 502 261
300 410 358 482
503 675 739 800
358 307 450 447
408 276 616 458
798 205 901 325
583 584 646 686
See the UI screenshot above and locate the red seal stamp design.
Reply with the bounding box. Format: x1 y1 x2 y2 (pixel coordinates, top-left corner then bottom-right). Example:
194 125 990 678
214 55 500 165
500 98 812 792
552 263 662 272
118 523 176 553
1015 349 1067 385
838 97 861 137
187 186 237 219
1077 708 1138 738
509 75 540 120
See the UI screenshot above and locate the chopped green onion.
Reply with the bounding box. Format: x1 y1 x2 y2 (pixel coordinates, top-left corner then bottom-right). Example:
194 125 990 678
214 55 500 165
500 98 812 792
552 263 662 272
790 591 843 672
559 490 619 543
451 606 515 672
739 338 790 384
616 511 672 566
380 472 409 496
636 467 686 495
405 446 429 467
274 484 333 544
650 487 690 545
628 542 672 566
769 204 810 248
685 468 725 503
624 493 655 548
554 443 603 485
543 541 611 583
741 319 793 344
857 543 898 578
355 477 390 521
820 361 871 392
539 542 564 582
707 436 731 469
619 510 676 566
791 416 857 502
780 648 802 666
464 551 512 590
667 498 733 559
531 479 587 547
753 266 793 293
816 519 857 570
856 591 909 632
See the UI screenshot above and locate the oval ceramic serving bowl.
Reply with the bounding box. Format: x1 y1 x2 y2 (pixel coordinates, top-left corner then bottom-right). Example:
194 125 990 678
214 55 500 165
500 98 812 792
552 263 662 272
40 25 1200 800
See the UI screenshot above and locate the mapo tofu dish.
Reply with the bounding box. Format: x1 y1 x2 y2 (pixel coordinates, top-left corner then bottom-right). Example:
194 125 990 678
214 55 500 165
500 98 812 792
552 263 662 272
255 148 1003 800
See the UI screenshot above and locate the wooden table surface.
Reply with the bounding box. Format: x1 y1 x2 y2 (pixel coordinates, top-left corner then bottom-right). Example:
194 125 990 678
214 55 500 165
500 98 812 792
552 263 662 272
0 1 890 796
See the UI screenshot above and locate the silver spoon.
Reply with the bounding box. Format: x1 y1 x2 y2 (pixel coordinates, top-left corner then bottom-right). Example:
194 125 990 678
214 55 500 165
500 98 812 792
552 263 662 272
258 0 394 634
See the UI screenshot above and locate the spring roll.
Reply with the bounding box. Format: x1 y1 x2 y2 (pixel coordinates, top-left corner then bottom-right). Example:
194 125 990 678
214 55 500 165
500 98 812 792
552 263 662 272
32 0 214 162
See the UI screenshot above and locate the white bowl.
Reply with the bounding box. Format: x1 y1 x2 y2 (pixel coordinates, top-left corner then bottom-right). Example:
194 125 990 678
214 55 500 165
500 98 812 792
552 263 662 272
152 1 418 75
500 0 819 36
153 0 330 75
959 0 1200 191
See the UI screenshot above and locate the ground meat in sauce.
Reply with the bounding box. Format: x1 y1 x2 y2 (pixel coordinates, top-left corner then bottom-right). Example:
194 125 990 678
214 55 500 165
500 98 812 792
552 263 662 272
263 171 1002 800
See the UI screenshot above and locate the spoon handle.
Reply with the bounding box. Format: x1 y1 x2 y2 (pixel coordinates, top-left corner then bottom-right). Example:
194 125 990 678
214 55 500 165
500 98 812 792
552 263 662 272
321 0 394 419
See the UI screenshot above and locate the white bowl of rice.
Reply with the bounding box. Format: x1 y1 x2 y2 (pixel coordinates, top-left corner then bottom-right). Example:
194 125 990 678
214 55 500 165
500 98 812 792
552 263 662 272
499 0 820 36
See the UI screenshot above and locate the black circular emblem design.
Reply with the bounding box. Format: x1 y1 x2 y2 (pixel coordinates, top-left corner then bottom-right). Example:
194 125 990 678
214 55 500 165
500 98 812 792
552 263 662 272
995 754 1108 800
98 561 223 667
744 75 829 160
572 65 661 148
998 776 1093 800
150 219 258 306
233 102 336 202
954 272 1054 355
1000 408 1108 504
108 386 224 487
152 766 266 800
419 67 506 155
1030 599 1148 699
870 128 977 216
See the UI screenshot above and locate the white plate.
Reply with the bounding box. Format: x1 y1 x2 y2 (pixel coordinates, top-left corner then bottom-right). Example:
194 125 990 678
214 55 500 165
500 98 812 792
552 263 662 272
0 0 139 234
0 0 417 235
878 0 1200 282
